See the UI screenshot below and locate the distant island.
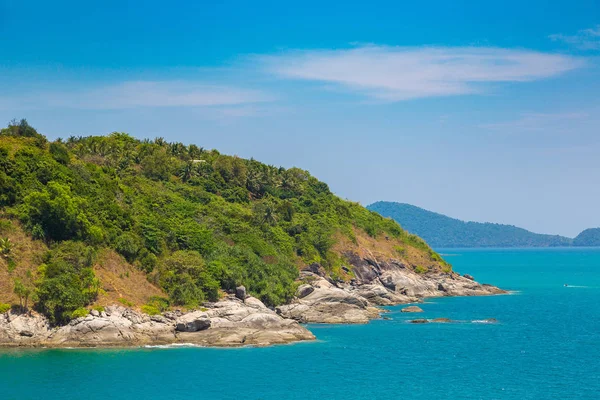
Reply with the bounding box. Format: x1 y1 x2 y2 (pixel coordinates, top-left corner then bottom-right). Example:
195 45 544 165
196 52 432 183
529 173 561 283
367 202 600 248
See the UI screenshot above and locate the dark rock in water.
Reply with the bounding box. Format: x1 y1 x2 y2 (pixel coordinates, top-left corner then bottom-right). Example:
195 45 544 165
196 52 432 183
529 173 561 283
401 306 423 313
431 318 452 323
297 284 314 299
409 319 429 324
383 316 391 320
235 286 247 301
463 274 474 281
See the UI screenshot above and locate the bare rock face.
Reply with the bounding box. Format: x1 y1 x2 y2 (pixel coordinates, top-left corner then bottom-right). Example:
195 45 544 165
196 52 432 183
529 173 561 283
277 277 380 324
0 296 314 348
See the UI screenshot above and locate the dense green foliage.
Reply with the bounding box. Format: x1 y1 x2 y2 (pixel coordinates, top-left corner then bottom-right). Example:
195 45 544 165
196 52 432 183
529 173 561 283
368 202 574 248
573 228 600 247
1 121 425 320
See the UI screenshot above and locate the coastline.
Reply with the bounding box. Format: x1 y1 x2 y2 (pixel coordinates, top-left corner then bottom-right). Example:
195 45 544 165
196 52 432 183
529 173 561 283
0 254 505 349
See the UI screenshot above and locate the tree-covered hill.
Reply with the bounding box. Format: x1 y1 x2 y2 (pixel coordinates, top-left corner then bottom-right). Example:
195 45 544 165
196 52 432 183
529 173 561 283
573 228 600 247
0 120 446 324
367 201 574 248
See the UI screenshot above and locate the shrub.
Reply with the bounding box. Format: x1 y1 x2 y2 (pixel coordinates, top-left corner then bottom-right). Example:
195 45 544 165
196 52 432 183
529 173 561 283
35 243 99 324
414 265 428 274
70 307 89 319
114 232 141 262
0 237 13 257
141 304 160 315
147 296 170 311
118 298 134 307
20 182 89 241
0 303 10 314
91 305 105 313
394 246 406 257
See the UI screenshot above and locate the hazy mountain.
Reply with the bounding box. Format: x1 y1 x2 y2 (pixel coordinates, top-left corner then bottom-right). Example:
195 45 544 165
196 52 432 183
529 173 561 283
367 202 575 248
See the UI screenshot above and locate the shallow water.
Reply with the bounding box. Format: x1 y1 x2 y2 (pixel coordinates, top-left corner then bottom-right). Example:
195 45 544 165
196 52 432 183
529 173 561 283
1 248 599 399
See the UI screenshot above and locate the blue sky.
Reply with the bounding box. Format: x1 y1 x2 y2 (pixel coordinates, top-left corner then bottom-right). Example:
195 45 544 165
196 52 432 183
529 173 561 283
1 0 599 237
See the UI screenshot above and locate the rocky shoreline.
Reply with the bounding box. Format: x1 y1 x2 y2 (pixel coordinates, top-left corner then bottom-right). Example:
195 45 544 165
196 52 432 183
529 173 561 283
0 252 505 348
0 295 315 348
277 252 506 324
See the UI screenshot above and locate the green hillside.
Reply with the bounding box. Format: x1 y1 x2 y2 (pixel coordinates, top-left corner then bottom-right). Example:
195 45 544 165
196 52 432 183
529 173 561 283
573 228 600 247
0 120 445 324
367 201 573 248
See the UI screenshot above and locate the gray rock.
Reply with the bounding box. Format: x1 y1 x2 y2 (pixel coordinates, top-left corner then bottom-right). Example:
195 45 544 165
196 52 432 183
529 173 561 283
90 309 100 317
175 312 211 332
235 286 247 301
463 274 474 281
297 284 314 298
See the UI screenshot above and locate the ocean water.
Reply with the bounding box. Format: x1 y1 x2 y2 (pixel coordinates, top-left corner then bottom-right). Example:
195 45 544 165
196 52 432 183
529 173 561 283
1 248 599 400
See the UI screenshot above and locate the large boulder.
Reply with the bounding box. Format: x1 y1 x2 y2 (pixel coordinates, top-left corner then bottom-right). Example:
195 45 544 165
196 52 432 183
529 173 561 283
235 286 247 301
175 312 211 332
297 284 314 299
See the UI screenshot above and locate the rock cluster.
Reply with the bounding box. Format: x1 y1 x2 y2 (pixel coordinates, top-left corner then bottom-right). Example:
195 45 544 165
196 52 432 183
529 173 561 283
0 295 314 348
277 252 505 324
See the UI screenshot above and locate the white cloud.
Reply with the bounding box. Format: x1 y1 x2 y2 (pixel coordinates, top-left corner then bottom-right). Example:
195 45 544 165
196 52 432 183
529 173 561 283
2 81 273 110
550 25 600 50
260 46 585 101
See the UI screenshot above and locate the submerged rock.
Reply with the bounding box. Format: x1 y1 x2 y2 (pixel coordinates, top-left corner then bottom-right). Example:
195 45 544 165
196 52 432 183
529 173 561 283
409 319 429 324
401 306 423 313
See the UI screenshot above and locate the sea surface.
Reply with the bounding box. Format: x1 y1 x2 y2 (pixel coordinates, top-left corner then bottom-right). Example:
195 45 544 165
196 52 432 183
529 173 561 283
1 248 599 399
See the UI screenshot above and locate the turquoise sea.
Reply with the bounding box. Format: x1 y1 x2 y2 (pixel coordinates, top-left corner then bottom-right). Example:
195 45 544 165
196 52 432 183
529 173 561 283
1 248 599 399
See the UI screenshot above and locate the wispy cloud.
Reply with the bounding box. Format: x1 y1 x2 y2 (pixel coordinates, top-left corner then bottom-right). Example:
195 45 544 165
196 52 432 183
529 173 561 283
260 46 585 101
1 81 273 111
480 112 591 132
549 25 600 50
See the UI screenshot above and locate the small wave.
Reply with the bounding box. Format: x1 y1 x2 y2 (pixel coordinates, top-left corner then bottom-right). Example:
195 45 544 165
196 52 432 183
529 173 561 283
143 343 202 349
564 285 589 288
471 319 497 324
